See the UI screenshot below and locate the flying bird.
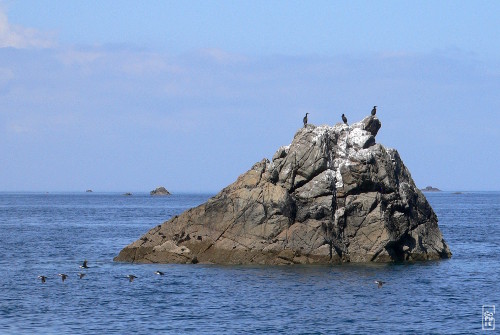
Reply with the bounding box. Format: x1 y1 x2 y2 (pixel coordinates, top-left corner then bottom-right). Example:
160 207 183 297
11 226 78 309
154 271 165 276
127 275 137 282
375 280 386 288
78 273 86 279
303 113 309 127
342 114 348 125
80 260 89 269
58 273 68 282
371 106 377 116
38 275 47 283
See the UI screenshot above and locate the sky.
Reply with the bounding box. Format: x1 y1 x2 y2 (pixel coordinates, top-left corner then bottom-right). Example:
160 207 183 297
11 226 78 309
1 1 499 192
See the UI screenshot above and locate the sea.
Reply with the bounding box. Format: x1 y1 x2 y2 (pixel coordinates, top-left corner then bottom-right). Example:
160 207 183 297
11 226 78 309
0 191 498 334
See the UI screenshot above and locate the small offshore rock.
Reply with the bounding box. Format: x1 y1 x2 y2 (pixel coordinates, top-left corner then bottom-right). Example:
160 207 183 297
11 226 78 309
421 186 441 192
150 187 171 196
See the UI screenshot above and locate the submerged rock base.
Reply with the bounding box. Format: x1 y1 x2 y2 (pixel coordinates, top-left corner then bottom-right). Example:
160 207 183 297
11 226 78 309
115 115 451 264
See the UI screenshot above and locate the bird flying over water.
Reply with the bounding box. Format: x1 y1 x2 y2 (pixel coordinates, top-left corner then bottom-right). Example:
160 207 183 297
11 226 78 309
38 275 47 283
154 271 164 276
78 273 86 279
375 280 386 288
80 260 89 269
371 106 377 116
127 275 137 282
58 273 68 282
342 114 348 125
303 113 309 127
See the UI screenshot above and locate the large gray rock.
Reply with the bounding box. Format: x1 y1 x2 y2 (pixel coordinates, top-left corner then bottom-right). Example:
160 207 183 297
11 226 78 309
115 115 451 264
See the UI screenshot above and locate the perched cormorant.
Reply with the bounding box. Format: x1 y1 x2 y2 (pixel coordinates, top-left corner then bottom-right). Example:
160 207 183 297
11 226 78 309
79 260 89 269
38 275 47 283
58 273 68 282
371 106 377 116
154 271 165 276
78 273 86 279
127 275 137 282
341 114 348 125
303 113 309 127
375 280 386 288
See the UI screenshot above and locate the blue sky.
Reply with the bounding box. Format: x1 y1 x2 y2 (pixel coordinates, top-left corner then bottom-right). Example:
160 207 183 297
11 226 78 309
1 1 499 192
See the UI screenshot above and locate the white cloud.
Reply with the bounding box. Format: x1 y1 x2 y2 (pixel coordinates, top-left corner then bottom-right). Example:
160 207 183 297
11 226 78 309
0 8 54 48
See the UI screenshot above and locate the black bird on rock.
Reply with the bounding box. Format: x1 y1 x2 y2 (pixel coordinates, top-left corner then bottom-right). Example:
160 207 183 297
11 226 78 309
38 275 47 283
342 114 348 125
303 113 309 127
371 106 377 116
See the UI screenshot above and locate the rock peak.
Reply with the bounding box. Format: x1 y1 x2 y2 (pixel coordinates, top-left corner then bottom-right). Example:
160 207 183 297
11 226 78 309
115 114 451 265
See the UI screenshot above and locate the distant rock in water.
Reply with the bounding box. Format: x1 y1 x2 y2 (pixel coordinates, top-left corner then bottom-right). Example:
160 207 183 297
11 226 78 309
150 187 171 196
421 186 441 192
115 115 451 265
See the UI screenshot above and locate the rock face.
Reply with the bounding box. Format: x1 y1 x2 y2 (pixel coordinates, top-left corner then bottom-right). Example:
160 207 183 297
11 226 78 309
150 187 171 196
115 115 451 264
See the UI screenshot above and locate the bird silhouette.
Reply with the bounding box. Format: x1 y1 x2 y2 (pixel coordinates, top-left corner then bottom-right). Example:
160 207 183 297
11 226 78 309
303 113 309 127
127 275 137 282
371 106 377 116
38 275 47 283
154 271 165 276
342 114 348 125
58 273 68 282
78 273 86 279
79 260 89 269
375 280 386 288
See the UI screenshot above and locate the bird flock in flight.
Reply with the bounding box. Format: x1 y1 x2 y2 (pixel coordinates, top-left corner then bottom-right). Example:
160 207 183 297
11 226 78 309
37 260 164 283
37 260 386 288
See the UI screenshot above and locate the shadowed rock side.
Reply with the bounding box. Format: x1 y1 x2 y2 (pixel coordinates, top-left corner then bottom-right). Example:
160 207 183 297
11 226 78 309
115 115 451 264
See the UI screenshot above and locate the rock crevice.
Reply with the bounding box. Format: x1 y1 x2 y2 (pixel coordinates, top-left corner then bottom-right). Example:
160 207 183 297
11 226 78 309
115 115 451 264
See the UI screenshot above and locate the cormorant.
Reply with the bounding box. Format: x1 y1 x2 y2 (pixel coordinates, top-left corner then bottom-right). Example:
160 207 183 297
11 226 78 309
342 114 348 125
58 273 68 282
127 275 137 282
371 106 377 116
78 273 86 279
155 271 165 276
79 260 89 269
303 113 309 127
38 275 47 283
375 280 386 288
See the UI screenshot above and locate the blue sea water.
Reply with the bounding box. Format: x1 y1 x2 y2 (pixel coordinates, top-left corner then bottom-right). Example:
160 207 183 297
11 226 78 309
0 191 498 334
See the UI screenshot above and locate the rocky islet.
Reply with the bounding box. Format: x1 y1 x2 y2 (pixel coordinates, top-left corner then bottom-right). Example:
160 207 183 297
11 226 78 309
115 114 451 264
150 187 171 196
